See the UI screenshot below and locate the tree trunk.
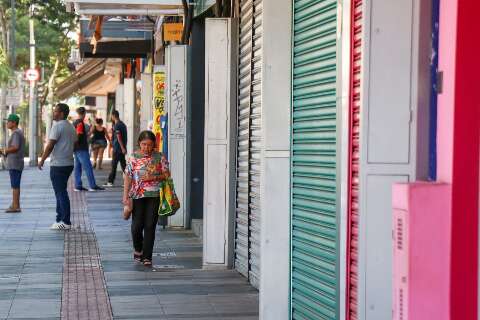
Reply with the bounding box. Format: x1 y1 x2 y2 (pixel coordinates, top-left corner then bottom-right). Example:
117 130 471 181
0 7 8 56
44 56 60 146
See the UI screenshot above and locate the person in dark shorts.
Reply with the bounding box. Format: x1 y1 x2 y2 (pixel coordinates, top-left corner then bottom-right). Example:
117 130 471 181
90 118 109 170
1 114 25 213
72 107 104 192
103 110 127 187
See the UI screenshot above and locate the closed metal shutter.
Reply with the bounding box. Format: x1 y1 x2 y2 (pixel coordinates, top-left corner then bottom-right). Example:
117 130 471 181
291 0 339 319
346 1 363 319
235 0 263 289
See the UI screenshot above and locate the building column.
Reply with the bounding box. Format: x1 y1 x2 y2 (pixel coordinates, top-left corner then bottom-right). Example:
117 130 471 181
259 0 291 319
437 1 480 318
392 1 480 319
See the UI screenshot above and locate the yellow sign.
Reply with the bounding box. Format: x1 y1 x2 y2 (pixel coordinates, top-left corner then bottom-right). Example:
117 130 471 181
163 23 184 42
153 71 167 155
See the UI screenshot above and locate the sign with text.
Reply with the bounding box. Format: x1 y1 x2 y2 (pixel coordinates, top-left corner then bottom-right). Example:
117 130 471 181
163 23 183 42
153 68 168 156
5 75 22 106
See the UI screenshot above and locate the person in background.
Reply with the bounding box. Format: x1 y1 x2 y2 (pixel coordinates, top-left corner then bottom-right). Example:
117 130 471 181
104 110 127 187
38 103 77 230
123 131 170 266
1 114 25 213
90 118 109 170
107 124 113 159
72 107 104 192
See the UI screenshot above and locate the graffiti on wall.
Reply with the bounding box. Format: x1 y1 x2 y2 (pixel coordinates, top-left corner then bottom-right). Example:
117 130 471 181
171 79 185 135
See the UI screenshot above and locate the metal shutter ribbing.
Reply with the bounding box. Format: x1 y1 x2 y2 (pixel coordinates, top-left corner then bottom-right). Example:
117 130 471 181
291 0 339 319
235 0 263 290
346 1 362 319
248 0 263 290
235 0 254 280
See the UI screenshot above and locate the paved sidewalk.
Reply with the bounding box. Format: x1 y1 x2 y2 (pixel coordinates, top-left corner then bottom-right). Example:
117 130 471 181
0 167 64 319
0 166 259 320
88 169 259 319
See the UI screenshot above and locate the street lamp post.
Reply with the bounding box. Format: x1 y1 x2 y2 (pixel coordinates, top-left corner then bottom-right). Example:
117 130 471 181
0 0 16 169
28 4 37 166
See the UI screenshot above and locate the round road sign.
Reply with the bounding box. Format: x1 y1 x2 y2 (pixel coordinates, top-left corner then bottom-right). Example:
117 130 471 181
25 68 40 81
6 77 18 90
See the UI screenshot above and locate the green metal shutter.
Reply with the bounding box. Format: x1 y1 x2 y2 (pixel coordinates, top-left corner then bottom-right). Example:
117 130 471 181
291 0 339 319
235 0 263 290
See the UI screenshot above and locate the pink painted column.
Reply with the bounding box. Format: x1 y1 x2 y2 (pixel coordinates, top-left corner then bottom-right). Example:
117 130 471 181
392 183 451 320
392 1 480 319
437 1 480 319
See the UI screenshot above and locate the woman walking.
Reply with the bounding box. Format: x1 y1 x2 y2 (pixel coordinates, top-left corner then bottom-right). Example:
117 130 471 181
123 131 170 266
90 118 109 169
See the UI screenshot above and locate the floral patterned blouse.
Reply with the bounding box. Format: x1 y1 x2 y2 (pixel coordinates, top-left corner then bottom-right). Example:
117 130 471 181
126 151 169 199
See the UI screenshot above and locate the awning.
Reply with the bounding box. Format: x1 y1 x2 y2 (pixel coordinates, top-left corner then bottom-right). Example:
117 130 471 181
80 39 151 58
80 19 153 40
65 1 184 16
55 59 106 100
78 72 119 96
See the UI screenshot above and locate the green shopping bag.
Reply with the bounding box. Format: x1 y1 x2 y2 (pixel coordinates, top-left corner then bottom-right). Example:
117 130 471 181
158 177 180 217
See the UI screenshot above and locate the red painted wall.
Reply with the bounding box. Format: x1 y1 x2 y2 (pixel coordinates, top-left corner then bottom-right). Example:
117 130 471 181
437 1 480 318
346 1 363 319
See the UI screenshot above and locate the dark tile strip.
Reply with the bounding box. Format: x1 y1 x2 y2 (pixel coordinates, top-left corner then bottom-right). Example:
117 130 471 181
61 180 113 320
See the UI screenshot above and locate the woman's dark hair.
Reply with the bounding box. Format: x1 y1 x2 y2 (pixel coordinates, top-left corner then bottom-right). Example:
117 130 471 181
137 130 156 145
95 118 103 125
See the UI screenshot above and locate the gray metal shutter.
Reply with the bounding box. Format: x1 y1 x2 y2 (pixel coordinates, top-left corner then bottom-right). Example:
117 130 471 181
235 0 263 290
291 0 339 319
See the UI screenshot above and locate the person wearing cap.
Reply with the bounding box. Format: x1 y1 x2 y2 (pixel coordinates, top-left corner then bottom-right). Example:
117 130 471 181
1 114 25 213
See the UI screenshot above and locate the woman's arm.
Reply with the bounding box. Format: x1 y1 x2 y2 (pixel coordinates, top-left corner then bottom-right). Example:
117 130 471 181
123 174 132 205
105 127 111 142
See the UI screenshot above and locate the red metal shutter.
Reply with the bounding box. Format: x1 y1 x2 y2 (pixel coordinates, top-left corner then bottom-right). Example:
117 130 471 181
346 1 363 319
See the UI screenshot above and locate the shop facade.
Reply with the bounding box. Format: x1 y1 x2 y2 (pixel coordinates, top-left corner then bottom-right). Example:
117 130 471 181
62 1 480 319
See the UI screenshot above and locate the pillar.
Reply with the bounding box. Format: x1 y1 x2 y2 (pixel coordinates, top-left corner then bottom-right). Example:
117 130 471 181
437 1 480 318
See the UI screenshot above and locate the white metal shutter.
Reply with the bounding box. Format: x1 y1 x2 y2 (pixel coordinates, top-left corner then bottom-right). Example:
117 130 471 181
235 0 263 290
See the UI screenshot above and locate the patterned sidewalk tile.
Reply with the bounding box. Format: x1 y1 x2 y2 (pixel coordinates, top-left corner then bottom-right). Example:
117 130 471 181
61 181 113 320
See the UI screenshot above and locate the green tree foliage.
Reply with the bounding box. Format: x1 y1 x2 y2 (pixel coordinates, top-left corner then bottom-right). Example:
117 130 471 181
0 46 9 84
0 0 76 97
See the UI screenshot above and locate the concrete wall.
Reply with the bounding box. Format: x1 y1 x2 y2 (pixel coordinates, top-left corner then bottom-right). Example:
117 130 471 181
259 0 291 319
115 84 124 121
203 18 237 269
123 79 136 154
94 95 108 121
140 73 153 131
166 46 189 228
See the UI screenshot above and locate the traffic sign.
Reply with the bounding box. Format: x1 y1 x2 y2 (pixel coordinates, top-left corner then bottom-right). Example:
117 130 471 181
25 68 40 81
5 75 22 106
